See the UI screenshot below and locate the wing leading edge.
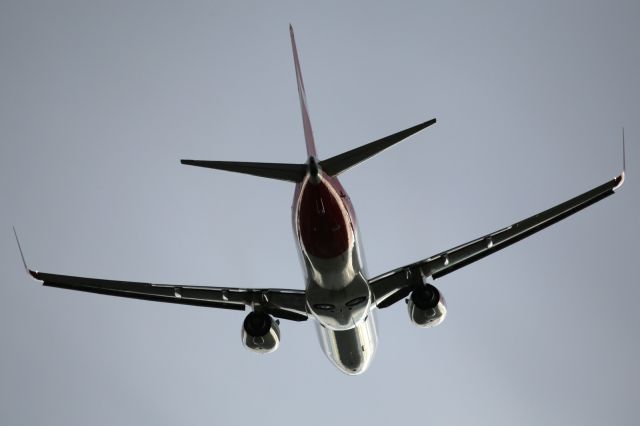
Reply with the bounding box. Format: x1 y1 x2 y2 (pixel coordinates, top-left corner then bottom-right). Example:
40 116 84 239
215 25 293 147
370 164 625 309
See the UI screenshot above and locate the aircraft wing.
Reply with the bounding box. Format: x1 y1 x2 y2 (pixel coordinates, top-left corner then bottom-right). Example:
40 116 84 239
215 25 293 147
369 170 625 309
26 270 308 321
13 234 308 322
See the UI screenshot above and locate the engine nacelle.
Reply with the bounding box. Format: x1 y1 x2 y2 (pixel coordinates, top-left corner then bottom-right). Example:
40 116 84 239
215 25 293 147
241 311 281 354
407 284 447 328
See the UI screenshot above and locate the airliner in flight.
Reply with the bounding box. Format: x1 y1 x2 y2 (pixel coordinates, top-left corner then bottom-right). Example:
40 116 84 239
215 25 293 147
15 26 625 375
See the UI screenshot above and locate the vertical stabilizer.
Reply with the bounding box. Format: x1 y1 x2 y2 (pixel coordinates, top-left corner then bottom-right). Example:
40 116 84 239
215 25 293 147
290 25 317 158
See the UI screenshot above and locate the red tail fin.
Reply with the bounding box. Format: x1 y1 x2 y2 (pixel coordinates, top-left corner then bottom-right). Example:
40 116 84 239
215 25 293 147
290 25 317 159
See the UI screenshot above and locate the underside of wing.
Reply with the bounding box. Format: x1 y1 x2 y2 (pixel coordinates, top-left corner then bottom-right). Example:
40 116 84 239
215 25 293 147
370 169 625 309
14 250 308 321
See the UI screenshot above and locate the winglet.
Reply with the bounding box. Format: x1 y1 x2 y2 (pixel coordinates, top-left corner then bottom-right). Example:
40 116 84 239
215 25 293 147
614 127 626 191
12 226 39 281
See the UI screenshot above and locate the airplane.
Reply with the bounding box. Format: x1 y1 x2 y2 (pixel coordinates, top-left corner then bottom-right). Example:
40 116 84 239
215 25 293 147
14 26 625 375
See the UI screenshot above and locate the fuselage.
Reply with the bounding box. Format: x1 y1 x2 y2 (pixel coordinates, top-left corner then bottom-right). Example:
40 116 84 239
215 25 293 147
292 159 377 374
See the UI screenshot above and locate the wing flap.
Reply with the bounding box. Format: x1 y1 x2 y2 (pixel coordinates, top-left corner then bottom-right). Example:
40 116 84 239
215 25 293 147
39 272 246 310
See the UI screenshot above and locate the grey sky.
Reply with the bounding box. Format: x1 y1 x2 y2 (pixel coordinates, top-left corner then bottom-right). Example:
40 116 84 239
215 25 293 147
1 1 639 425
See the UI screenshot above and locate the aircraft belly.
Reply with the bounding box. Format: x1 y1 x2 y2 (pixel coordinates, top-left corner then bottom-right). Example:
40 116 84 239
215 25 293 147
316 313 378 375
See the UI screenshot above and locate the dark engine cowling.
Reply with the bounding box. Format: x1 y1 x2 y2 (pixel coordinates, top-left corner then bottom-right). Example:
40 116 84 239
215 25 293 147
241 311 281 353
407 284 447 328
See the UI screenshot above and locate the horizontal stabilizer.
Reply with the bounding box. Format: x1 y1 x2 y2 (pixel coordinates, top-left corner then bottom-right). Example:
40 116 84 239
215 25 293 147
181 160 307 183
320 118 436 177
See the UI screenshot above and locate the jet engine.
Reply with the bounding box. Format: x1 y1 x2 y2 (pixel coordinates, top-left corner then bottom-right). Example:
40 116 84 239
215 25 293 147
407 284 447 328
241 311 281 353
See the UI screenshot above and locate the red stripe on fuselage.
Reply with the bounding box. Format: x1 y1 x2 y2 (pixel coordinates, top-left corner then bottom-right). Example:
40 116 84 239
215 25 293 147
297 177 352 259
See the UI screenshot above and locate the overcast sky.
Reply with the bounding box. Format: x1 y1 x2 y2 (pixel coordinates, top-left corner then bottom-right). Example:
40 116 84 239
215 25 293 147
1 1 639 425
